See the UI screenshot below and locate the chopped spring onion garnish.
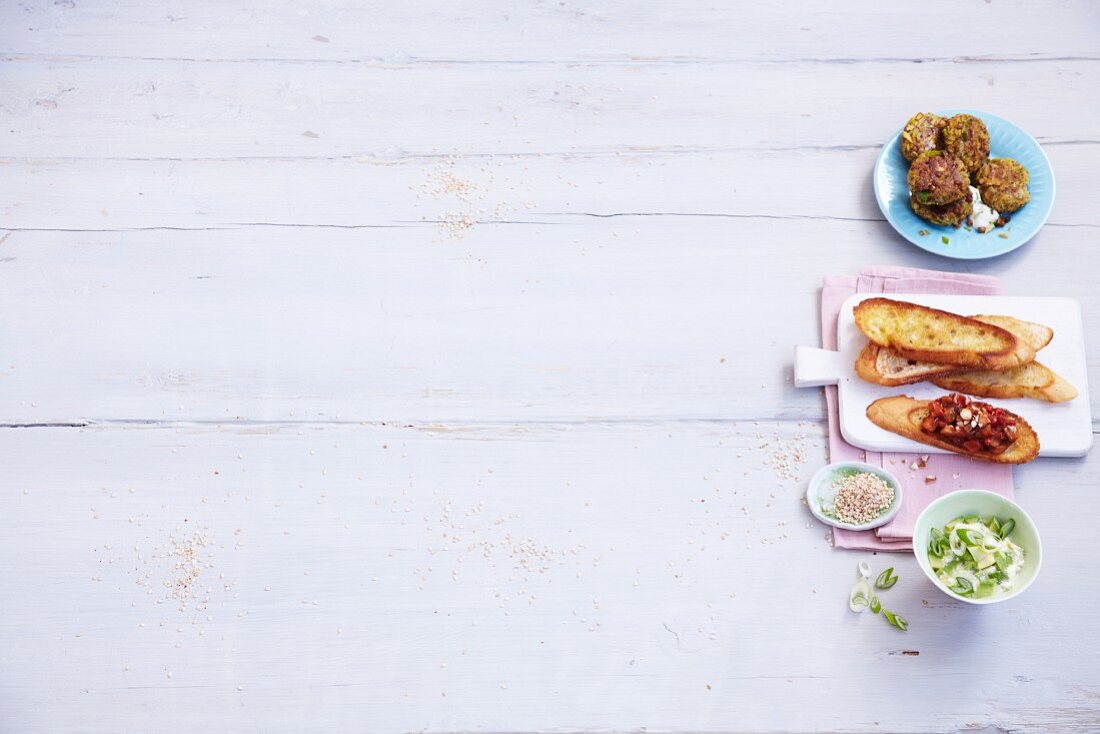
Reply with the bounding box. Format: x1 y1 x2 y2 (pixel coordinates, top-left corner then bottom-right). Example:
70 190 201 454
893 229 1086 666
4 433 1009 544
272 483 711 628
875 567 899 590
883 610 909 631
848 566 908 630
928 527 947 558
929 515 1025 599
849 578 872 612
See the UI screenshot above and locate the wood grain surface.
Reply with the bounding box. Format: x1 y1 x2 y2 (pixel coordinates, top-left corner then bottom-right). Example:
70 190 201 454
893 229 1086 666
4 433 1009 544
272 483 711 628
2 1 1099 732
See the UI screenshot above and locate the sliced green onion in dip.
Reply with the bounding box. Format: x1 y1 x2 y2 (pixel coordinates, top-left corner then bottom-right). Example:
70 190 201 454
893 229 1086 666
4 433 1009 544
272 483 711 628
929 515 1024 599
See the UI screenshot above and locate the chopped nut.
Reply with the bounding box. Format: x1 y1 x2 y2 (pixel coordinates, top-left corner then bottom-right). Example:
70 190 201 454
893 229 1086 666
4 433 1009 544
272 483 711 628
924 475 937 484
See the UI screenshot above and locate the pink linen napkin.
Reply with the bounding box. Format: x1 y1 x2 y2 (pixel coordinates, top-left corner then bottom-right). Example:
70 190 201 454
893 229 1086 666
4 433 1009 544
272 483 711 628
822 266 1015 552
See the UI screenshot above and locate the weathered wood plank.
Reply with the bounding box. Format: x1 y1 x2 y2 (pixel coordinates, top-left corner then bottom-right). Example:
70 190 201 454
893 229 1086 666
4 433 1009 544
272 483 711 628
1 144 1097 230
3 59 1097 159
0 224 1097 425
6 0 1099 62
0 421 1096 733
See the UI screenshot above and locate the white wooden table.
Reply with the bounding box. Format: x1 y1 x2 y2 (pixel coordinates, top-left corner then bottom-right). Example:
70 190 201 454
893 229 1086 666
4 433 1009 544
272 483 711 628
2 2 1099 732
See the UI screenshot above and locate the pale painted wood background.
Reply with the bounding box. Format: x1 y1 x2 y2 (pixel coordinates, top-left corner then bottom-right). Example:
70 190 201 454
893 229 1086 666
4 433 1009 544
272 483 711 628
2 2 1099 732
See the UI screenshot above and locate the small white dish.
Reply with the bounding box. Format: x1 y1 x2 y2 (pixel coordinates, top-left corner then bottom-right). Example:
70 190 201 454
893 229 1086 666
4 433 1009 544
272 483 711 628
806 461 903 531
913 489 1042 605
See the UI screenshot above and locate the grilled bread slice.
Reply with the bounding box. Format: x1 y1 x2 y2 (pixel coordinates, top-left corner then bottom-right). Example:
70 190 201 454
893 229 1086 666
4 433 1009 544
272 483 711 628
932 362 1078 403
855 342 960 386
855 314 1051 387
866 395 1039 464
854 298 1030 370
970 315 1053 352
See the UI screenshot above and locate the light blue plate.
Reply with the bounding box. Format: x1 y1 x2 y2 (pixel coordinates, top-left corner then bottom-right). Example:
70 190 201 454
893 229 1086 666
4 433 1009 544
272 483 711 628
873 109 1055 260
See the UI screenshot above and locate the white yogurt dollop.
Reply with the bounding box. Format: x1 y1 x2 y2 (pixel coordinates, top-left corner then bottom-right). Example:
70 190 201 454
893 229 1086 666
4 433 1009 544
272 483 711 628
968 185 999 233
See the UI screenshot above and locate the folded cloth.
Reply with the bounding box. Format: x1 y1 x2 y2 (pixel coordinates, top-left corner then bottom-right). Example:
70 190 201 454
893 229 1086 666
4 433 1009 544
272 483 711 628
821 266 1014 552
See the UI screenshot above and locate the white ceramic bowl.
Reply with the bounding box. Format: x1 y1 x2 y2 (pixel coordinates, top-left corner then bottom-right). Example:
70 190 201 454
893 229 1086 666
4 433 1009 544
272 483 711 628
913 489 1042 605
806 461 903 531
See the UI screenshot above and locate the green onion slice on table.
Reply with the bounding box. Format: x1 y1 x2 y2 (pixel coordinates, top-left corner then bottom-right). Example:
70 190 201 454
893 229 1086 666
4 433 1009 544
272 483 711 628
875 567 899 590
849 579 872 612
883 610 909 631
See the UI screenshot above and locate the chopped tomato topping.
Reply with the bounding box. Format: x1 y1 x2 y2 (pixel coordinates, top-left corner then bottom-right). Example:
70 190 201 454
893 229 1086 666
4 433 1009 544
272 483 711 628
920 394 1018 455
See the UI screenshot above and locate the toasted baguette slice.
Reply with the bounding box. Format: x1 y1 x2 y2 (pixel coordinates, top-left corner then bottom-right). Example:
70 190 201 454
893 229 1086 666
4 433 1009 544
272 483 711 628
854 298 1028 370
854 314 1051 386
970 315 1053 352
932 362 1078 403
866 395 1039 464
855 342 960 386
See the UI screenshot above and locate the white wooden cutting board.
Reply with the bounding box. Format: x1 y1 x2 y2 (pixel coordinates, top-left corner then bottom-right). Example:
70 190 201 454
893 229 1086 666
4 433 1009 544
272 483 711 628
795 293 1093 458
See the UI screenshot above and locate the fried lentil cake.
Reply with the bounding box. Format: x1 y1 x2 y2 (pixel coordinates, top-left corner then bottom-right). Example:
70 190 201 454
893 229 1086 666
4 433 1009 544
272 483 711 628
900 112 946 162
975 157 1031 212
942 114 991 177
910 190 974 226
907 150 970 206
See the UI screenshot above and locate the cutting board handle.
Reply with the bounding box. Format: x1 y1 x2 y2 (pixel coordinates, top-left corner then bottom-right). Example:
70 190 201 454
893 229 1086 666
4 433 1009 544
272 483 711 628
793 346 845 388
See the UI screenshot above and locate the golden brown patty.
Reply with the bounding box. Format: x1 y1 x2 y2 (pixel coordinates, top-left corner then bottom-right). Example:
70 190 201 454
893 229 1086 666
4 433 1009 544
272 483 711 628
900 112 946 162
943 114 991 177
907 151 970 206
976 158 1031 212
910 191 974 226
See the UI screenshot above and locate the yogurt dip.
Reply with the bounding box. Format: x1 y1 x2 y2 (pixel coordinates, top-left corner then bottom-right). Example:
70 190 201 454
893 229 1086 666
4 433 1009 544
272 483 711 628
967 185 999 233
